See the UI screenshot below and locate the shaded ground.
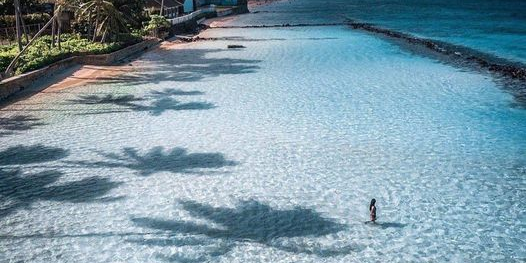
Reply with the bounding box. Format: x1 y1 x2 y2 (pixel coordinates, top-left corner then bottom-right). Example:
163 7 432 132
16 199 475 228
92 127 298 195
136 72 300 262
0 115 45 137
68 146 238 176
68 88 216 116
131 200 354 261
0 144 123 218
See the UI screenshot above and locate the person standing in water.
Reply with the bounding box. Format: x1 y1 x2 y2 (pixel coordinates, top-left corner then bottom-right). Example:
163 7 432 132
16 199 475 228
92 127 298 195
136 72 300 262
369 198 377 223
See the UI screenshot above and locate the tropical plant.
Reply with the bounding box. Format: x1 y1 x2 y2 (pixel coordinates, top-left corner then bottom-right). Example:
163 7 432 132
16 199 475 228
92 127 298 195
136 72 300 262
144 14 170 31
2 0 146 77
77 0 129 42
111 0 147 29
144 14 170 38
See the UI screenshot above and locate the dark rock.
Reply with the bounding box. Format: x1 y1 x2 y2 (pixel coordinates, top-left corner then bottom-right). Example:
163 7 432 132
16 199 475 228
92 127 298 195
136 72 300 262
228 45 246 49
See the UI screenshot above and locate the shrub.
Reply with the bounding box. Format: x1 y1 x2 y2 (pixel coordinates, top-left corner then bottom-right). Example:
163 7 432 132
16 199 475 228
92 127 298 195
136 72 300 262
0 33 143 74
144 15 171 32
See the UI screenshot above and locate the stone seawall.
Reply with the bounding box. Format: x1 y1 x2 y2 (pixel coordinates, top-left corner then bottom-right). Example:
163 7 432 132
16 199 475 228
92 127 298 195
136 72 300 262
0 39 160 101
77 39 160 65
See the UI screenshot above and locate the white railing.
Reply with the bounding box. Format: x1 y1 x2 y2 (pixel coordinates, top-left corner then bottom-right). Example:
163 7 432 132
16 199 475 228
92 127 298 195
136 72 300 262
168 6 217 25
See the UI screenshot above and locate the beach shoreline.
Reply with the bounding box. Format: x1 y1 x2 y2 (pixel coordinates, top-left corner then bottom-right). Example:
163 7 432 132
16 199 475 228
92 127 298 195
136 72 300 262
0 0 275 102
3 0 525 106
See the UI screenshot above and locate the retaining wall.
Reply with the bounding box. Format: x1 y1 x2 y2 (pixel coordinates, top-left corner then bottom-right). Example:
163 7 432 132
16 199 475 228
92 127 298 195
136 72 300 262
169 7 218 35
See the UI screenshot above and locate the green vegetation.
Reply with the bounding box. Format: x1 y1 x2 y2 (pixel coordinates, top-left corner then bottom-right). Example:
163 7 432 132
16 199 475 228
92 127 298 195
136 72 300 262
144 15 170 38
0 0 45 16
0 33 141 74
0 13 51 28
144 15 170 32
77 0 131 42
0 0 168 76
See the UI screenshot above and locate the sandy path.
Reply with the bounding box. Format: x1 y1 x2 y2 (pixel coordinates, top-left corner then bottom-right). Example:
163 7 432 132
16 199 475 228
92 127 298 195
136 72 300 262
43 64 136 92
41 39 187 93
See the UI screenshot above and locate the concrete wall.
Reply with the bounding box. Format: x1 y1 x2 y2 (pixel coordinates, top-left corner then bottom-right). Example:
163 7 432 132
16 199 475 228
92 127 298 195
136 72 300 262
197 0 248 6
77 39 160 65
0 39 160 101
0 57 77 100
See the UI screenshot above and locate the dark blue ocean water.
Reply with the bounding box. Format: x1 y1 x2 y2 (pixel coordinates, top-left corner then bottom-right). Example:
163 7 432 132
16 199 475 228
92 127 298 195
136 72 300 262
247 0 526 64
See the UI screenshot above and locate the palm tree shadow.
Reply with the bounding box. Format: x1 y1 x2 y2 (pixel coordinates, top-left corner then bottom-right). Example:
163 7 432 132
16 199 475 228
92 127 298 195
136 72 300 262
131 97 216 116
69 90 215 116
0 169 123 218
68 94 144 106
0 145 70 166
156 244 235 263
94 48 261 86
0 115 46 137
67 146 237 176
67 94 144 115
149 89 205 98
128 236 235 263
131 200 353 261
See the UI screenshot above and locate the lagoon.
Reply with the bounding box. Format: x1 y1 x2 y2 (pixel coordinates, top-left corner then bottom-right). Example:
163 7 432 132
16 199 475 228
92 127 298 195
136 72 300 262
1 1 525 262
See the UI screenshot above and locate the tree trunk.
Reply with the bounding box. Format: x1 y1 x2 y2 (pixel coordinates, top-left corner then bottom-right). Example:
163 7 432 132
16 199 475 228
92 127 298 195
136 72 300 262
92 8 100 42
160 0 165 16
13 0 22 51
19 11 29 44
51 17 56 48
5 15 57 77
100 28 108 43
57 20 62 50
87 11 93 40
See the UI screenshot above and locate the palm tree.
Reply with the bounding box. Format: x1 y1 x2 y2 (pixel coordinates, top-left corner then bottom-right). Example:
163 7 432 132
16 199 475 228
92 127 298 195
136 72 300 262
160 0 165 16
13 0 23 51
111 0 146 29
77 0 128 42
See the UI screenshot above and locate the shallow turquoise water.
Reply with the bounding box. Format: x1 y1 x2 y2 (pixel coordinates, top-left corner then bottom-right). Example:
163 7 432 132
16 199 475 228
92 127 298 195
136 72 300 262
1 6 525 263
